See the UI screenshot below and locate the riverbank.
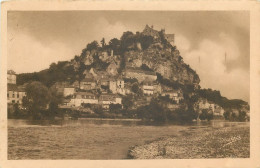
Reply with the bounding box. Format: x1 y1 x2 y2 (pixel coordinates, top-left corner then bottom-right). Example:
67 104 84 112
8 119 249 159
128 124 249 159
8 121 188 159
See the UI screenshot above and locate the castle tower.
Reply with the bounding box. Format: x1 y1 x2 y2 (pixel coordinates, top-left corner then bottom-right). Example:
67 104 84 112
7 70 16 84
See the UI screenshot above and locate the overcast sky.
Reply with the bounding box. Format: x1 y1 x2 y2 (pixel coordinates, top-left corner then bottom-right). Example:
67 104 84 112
7 11 250 102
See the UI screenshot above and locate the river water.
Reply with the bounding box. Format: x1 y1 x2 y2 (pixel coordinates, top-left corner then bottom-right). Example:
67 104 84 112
8 119 249 160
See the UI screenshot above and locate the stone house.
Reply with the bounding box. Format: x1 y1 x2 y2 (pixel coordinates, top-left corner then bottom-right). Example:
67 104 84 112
196 99 218 114
7 84 26 105
99 77 110 87
64 87 75 97
142 83 154 95
69 92 98 107
161 90 182 104
141 80 154 95
80 78 96 90
98 94 122 109
109 77 125 95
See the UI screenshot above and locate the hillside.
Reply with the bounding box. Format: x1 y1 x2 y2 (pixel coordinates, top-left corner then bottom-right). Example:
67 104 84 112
16 25 248 112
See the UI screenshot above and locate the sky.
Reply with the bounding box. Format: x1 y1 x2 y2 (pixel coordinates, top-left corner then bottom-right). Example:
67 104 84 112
7 11 250 102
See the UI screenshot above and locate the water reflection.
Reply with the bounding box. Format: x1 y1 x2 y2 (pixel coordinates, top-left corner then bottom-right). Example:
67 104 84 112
8 118 249 128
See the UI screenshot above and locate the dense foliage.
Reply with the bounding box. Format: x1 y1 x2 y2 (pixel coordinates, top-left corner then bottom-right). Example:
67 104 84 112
198 89 248 109
10 81 64 119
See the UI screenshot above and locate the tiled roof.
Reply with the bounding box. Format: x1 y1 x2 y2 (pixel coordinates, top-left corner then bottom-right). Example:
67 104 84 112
7 84 25 92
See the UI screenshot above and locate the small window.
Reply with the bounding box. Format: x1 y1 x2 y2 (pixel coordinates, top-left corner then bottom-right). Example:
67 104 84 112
7 93 9 98
12 100 15 103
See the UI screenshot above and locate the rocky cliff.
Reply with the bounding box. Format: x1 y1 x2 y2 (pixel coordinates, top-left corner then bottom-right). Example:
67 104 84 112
79 25 200 86
18 25 200 88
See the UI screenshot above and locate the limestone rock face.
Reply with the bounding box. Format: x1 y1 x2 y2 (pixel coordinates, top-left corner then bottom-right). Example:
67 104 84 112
124 46 200 85
83 51 94 65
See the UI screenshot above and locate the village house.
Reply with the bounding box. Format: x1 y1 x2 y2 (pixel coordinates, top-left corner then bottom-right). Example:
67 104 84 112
142 81 154 95
125 67 157 82
69 92 98 107
98 94 122 109
7 70 16 84
141 80 162 96
196 98 226 116
80 78 96 90
161 90 183 104
109 77 125 95
7 84 26 105
100 77 110 87
64 87 75 97
198 99 215 110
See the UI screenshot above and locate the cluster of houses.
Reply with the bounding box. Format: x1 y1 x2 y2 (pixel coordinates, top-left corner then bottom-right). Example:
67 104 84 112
55 67 184 110
196 98 225 116
7 70 26 106
8 68 244 118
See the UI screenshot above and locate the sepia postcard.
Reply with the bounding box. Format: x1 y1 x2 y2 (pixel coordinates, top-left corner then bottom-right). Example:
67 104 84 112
1 0 260 168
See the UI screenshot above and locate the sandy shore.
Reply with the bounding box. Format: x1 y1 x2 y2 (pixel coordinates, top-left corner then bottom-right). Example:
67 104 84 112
128 124 249 159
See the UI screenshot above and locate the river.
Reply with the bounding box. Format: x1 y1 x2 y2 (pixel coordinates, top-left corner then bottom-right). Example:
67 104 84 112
8 119 249 159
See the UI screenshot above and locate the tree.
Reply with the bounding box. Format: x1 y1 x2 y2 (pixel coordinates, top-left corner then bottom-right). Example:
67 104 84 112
122 95 134 110
136 99 168 122
138 35 154 50
224 110 231 120
100 38 106 48
23 81 51 119
120 31 135 50
199 109 213 121
131 83 141 94
48 86 64 118
109 104 122 114
238 110 247 122
87 41 100 51
109 38 120 49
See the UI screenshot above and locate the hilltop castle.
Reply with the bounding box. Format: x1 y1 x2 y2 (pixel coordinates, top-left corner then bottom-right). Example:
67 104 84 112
142 24 175 46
